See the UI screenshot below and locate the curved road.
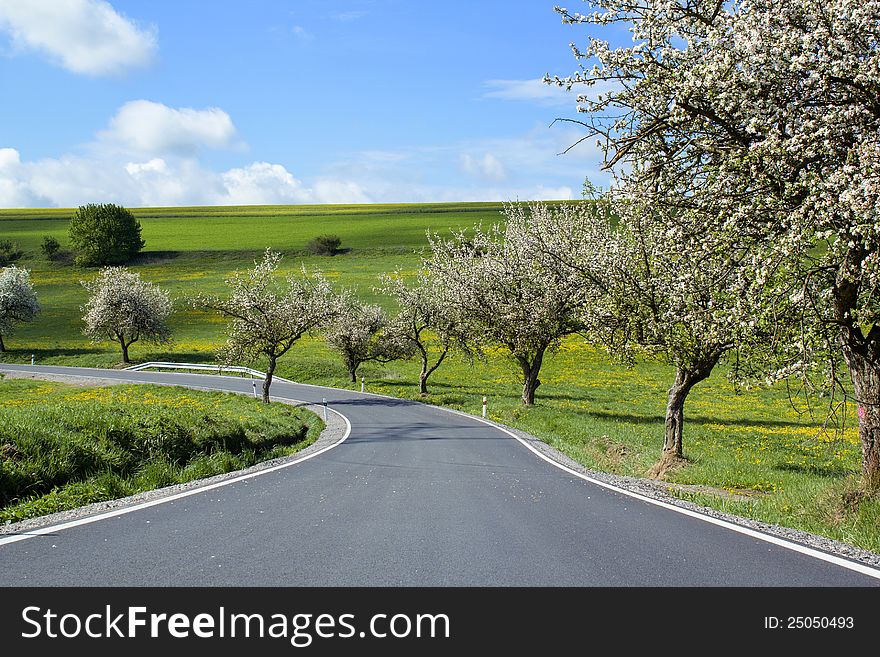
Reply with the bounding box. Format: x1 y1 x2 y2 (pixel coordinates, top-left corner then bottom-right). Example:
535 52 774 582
0 364 878 586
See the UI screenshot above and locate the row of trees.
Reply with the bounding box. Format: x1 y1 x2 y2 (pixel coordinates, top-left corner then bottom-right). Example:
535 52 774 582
0 199 808 471
541 0 880 490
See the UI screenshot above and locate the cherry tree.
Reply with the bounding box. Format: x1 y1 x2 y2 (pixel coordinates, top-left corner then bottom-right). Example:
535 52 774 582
520 201 769 471
550 0 880 490
196 249 339 403
0 266 40 352
379 269 473 395
81 267 172 364
426 208 586 405
325 293 399 383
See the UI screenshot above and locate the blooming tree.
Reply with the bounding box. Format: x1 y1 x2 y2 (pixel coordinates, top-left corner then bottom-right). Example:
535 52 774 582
379 269 473 395
81 267 172 364
325 293 400 383
550 0 880 490
196 250 339 403
426 208 587 405
520 201 769 470
0 266 40 352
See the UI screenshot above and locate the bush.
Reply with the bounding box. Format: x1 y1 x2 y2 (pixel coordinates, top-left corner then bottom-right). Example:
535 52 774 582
306 234 342 256
0 240 22 265
68 203 145 266
41 236 61 261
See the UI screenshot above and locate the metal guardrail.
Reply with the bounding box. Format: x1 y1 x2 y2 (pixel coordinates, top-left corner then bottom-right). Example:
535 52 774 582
123 361 295 384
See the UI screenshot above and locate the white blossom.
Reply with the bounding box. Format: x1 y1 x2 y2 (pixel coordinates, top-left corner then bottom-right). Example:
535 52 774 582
195 249 339 402
325 293 402 383
426 205 588 404
378 268 474 394
81 267 172 364
0 265 40 352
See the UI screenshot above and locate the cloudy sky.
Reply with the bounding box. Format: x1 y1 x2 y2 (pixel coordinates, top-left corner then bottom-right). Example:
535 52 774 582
0 0 616 208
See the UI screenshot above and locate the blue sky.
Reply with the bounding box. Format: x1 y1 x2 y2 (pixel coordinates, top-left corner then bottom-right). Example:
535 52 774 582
0 0 616 207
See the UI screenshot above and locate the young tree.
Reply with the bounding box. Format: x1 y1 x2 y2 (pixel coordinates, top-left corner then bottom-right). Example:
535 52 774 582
69 203 145 266
81 267 172 363
550 0 880 490
379 269 472 395
196 249 339 403
427 209 586 405
0 266 40 352
325 293 401 382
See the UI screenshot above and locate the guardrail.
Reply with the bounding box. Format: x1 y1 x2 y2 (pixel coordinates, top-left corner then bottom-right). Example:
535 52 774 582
123 361 295 384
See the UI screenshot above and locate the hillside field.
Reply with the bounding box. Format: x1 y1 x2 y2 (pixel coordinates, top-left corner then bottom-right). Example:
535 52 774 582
1 202 877 552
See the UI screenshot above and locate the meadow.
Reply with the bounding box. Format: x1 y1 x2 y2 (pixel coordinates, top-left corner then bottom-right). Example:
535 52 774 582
1 202 877 552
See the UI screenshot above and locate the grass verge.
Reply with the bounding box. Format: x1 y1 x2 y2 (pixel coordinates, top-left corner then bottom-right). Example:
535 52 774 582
0 378 323 524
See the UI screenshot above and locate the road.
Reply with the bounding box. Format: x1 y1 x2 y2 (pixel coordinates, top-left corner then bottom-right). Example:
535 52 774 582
0 364 878 586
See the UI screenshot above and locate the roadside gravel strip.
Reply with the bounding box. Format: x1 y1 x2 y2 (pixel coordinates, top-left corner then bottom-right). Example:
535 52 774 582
2 366 879 575
0 369 349 539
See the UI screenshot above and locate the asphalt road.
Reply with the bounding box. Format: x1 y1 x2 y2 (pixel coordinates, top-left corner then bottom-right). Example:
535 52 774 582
0 364 878 586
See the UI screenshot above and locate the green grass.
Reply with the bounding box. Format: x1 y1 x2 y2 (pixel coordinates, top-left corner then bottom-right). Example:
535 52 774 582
0 378 323 524
0 202 877 553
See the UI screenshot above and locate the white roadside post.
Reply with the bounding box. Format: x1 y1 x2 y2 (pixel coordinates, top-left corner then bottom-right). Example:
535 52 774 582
361 376 365 393
252 381 257 398
322 398 328 421
482 396 487 418
30 354 34 366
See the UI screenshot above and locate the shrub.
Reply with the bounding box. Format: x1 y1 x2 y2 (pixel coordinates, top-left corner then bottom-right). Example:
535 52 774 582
306 234 342 256
68 203 145 266
0 240 22 266
41 236 61 261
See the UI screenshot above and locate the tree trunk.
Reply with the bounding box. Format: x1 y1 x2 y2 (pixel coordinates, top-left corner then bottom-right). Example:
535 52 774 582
663 370 695 460
120 339 130 364
0 334 5 352
834 249 880 492
518 348 545 406
262 354 276 404
417 345 448 396
843 344 880 492
349 367 358 383
662 357 719 462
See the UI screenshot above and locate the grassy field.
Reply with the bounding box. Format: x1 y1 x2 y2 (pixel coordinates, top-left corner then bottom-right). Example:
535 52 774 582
1 202 877 552
0 378 323 524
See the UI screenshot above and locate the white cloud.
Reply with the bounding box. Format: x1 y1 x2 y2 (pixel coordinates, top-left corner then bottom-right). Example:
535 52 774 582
483 79 575 106
221 162 311 205
101 100 239 155
483 78 620 108
0 102 599 209
312 179 371 204
291 25 313 41
0 147 21 170
125 158 169 177
460 152 507 181
0 0 156 76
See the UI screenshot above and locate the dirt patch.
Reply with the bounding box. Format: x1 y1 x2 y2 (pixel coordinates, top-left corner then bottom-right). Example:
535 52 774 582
647 453 687 479
598 435 628 468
